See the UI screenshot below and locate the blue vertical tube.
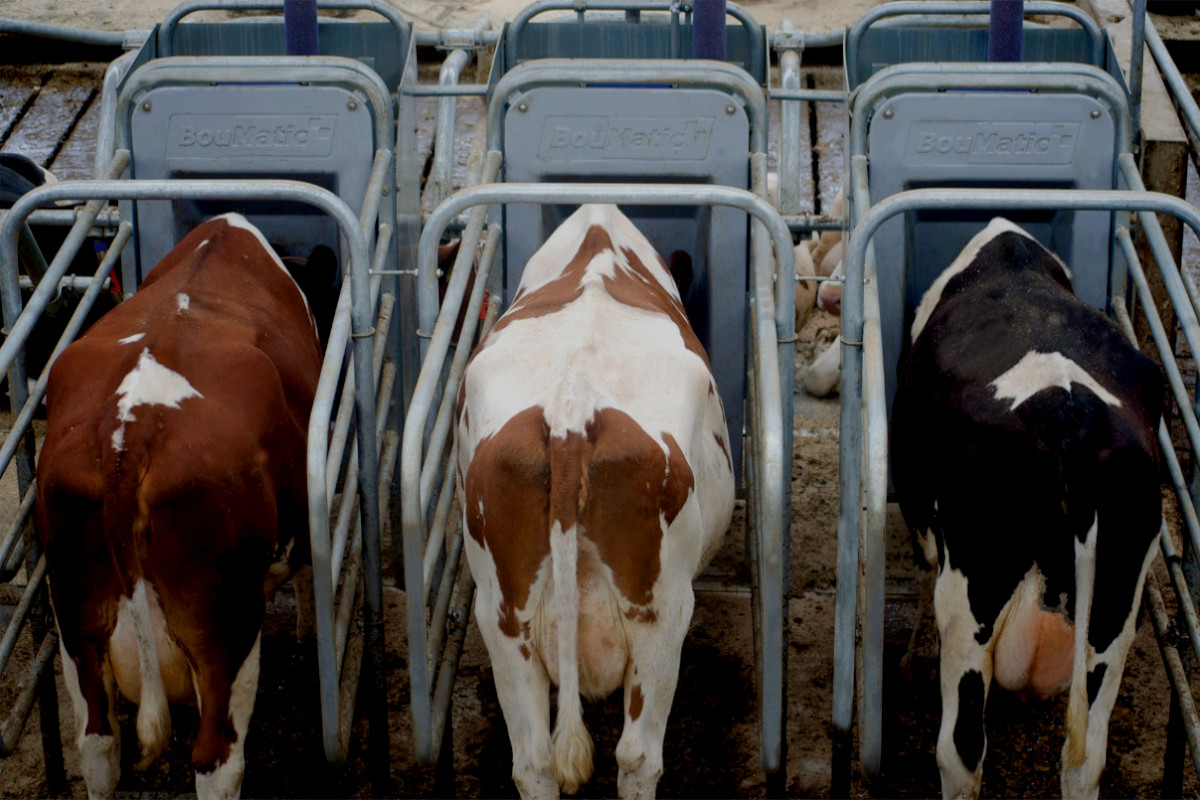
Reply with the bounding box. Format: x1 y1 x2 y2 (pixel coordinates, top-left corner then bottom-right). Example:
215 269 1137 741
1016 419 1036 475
987 0 1023 62
285 0 319 56
692 0 726 61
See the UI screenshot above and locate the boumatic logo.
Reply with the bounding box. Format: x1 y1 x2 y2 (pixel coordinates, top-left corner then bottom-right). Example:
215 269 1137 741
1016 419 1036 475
539 115 715 160
907 122 1080 165
167 115 337 157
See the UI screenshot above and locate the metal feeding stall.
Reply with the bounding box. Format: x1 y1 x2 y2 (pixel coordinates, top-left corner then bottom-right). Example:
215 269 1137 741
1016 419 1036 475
836 0 1200 792
0 0 421 785
397 0 802 779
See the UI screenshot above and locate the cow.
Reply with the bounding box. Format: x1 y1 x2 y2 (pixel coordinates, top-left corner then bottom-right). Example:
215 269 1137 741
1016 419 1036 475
890 218 1164 799
35 213 336 800
456 204 735 799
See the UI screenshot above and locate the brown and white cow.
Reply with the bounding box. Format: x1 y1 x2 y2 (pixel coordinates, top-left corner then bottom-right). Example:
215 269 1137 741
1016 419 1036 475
456 204 735 799
891 218 1164 799
35 213 334 800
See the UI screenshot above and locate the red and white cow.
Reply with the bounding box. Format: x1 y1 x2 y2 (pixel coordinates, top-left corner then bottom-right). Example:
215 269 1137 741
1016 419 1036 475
456 204 735 798
891 218 1164 799
36 213 334 799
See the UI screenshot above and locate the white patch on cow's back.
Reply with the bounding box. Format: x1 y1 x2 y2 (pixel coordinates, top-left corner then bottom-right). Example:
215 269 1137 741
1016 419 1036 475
111 348 203 452
118 333 145 345
912 218 1042 342
176 293 190 314
991 350 1121 411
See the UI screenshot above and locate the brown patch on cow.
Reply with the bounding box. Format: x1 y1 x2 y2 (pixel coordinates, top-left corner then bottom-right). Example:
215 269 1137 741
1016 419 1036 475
605 246 711 370
708 383 715 396
491 225 615 334
519 643 532 661
463 406 552 638
629 684 645 721
575 409 694 608
625 606 659 624
713 431 732 470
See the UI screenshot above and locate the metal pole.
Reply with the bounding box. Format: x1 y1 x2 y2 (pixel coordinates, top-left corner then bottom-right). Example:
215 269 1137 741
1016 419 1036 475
1130 0 1147 144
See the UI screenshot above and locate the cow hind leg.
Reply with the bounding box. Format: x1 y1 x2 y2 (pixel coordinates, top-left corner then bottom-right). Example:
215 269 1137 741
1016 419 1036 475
615 586 692 800
934 563 993 800
59 638 121 799
476 607 556 799
1061 534 1158 800
190 632 262 800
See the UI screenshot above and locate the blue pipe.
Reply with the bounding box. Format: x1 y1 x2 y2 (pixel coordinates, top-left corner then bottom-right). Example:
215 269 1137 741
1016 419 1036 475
284 0 319 56
692 0 726 61
987 0 1023 62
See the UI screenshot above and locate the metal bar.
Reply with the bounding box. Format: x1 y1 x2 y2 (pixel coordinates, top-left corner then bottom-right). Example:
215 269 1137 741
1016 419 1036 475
859 248 888 776
776 21 802 215
0 17 126 47
425 514 465 679
0 489 35 578
1146 573 1200 775
753 149 787 773
1114 229 1200 456
414 28 503 48
405 85 490 97
834 155 870 756
846 1 1104 87
430 51 473 211
334 512 363 665
785 214 844 233
422 291 502 600
1130 0 1147 143
1117 155 1200 354
416 151 501 359
1112 296 1200 597
0 224 133 499
429 568 475 756
768 88 846 103
95 51 137 179
157 0 409 57
486 59 768 154
419 224 501 508
359 150 393 236
1161 530 1200 662
0 156 129 476
1142 5 1200 149
331 295 394 584
0 631 58 756
0 557 47 676
12 207 123 230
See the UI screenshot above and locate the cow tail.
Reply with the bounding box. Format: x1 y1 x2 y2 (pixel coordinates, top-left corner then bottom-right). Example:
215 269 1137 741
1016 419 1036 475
102 451 171 769
128 579 171 768
548 435 593 794
1064 512 1099 770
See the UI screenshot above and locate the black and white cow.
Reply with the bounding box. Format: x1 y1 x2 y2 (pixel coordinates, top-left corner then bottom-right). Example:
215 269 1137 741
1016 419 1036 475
891 218 1164 799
